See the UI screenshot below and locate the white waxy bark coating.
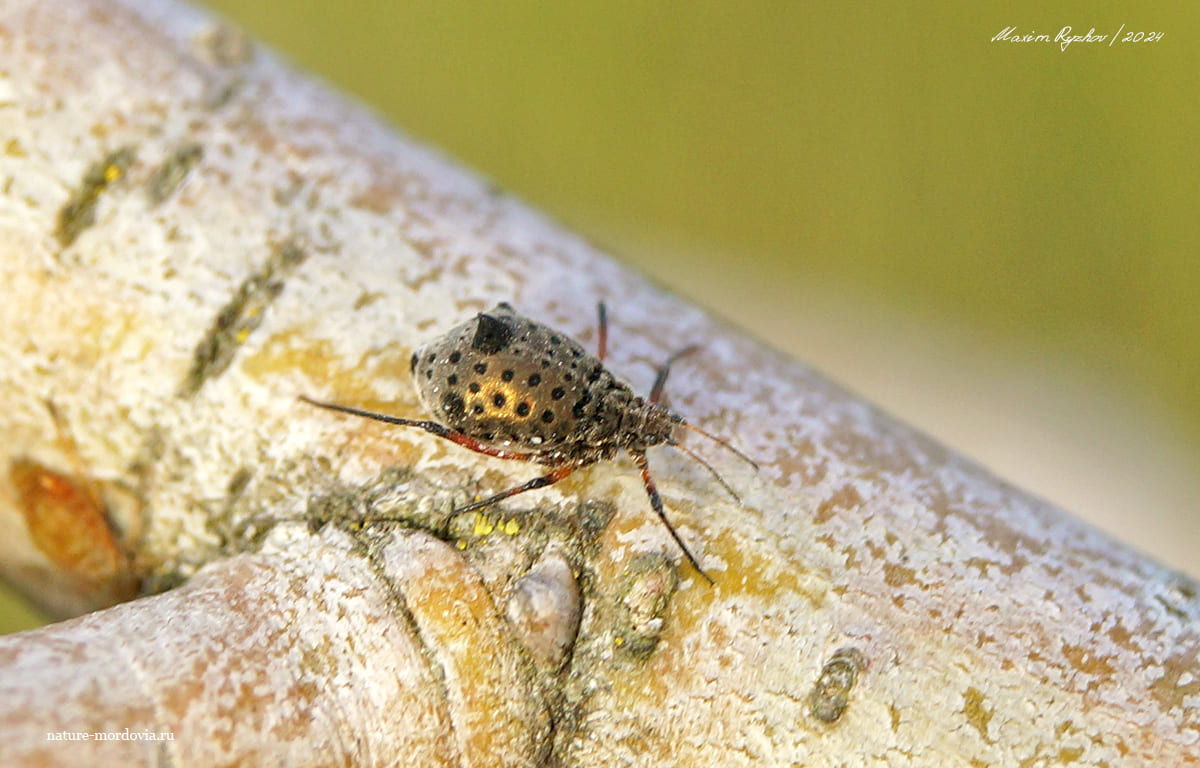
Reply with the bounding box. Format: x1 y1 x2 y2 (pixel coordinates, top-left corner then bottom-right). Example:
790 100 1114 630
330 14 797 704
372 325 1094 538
0 528 471 766
0 0 1196 766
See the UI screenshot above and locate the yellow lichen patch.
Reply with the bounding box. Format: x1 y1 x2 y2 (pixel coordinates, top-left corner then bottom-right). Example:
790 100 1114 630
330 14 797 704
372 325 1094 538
961 686 994 743
661 522 826 635
242 331 412 403
461 513 522 540
1057 746 1085 763
240 331 337 382
243 333 430 459
472 513 496 537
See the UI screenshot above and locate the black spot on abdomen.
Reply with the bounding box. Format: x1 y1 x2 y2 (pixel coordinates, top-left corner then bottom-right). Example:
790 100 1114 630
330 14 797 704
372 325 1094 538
442 392 466 421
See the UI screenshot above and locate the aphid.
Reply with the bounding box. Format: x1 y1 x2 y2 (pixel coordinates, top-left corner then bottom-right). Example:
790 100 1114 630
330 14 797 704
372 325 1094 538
301 302 756 583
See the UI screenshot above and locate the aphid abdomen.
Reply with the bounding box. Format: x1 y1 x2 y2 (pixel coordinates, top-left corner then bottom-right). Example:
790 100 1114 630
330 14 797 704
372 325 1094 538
410 304 632 455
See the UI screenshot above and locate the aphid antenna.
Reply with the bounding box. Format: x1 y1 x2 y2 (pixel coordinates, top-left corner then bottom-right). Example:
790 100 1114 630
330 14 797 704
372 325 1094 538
670 417 759 471
668 440 743 504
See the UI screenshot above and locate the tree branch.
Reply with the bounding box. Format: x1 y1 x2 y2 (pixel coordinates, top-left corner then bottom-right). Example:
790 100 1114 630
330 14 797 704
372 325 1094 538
0 0 1196 765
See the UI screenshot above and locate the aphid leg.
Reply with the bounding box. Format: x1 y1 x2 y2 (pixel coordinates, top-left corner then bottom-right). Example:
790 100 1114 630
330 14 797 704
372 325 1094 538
648 344 700 403
299 396 535 461
455 461 588 514
632 451 714 584
596 302 608 362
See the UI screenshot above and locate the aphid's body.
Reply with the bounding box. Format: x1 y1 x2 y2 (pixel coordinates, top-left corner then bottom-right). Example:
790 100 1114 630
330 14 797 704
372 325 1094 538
409 303 673 466
302 302 754 583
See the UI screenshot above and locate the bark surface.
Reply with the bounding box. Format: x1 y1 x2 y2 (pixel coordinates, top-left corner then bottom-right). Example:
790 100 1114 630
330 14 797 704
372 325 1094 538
0 1 1196 766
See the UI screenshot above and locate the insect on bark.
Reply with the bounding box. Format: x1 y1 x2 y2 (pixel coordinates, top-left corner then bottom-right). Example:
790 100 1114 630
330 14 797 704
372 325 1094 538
301 302 756 583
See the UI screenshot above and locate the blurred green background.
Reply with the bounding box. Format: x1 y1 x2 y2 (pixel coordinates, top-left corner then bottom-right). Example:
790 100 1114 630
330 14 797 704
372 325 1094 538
3 2 1197 632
